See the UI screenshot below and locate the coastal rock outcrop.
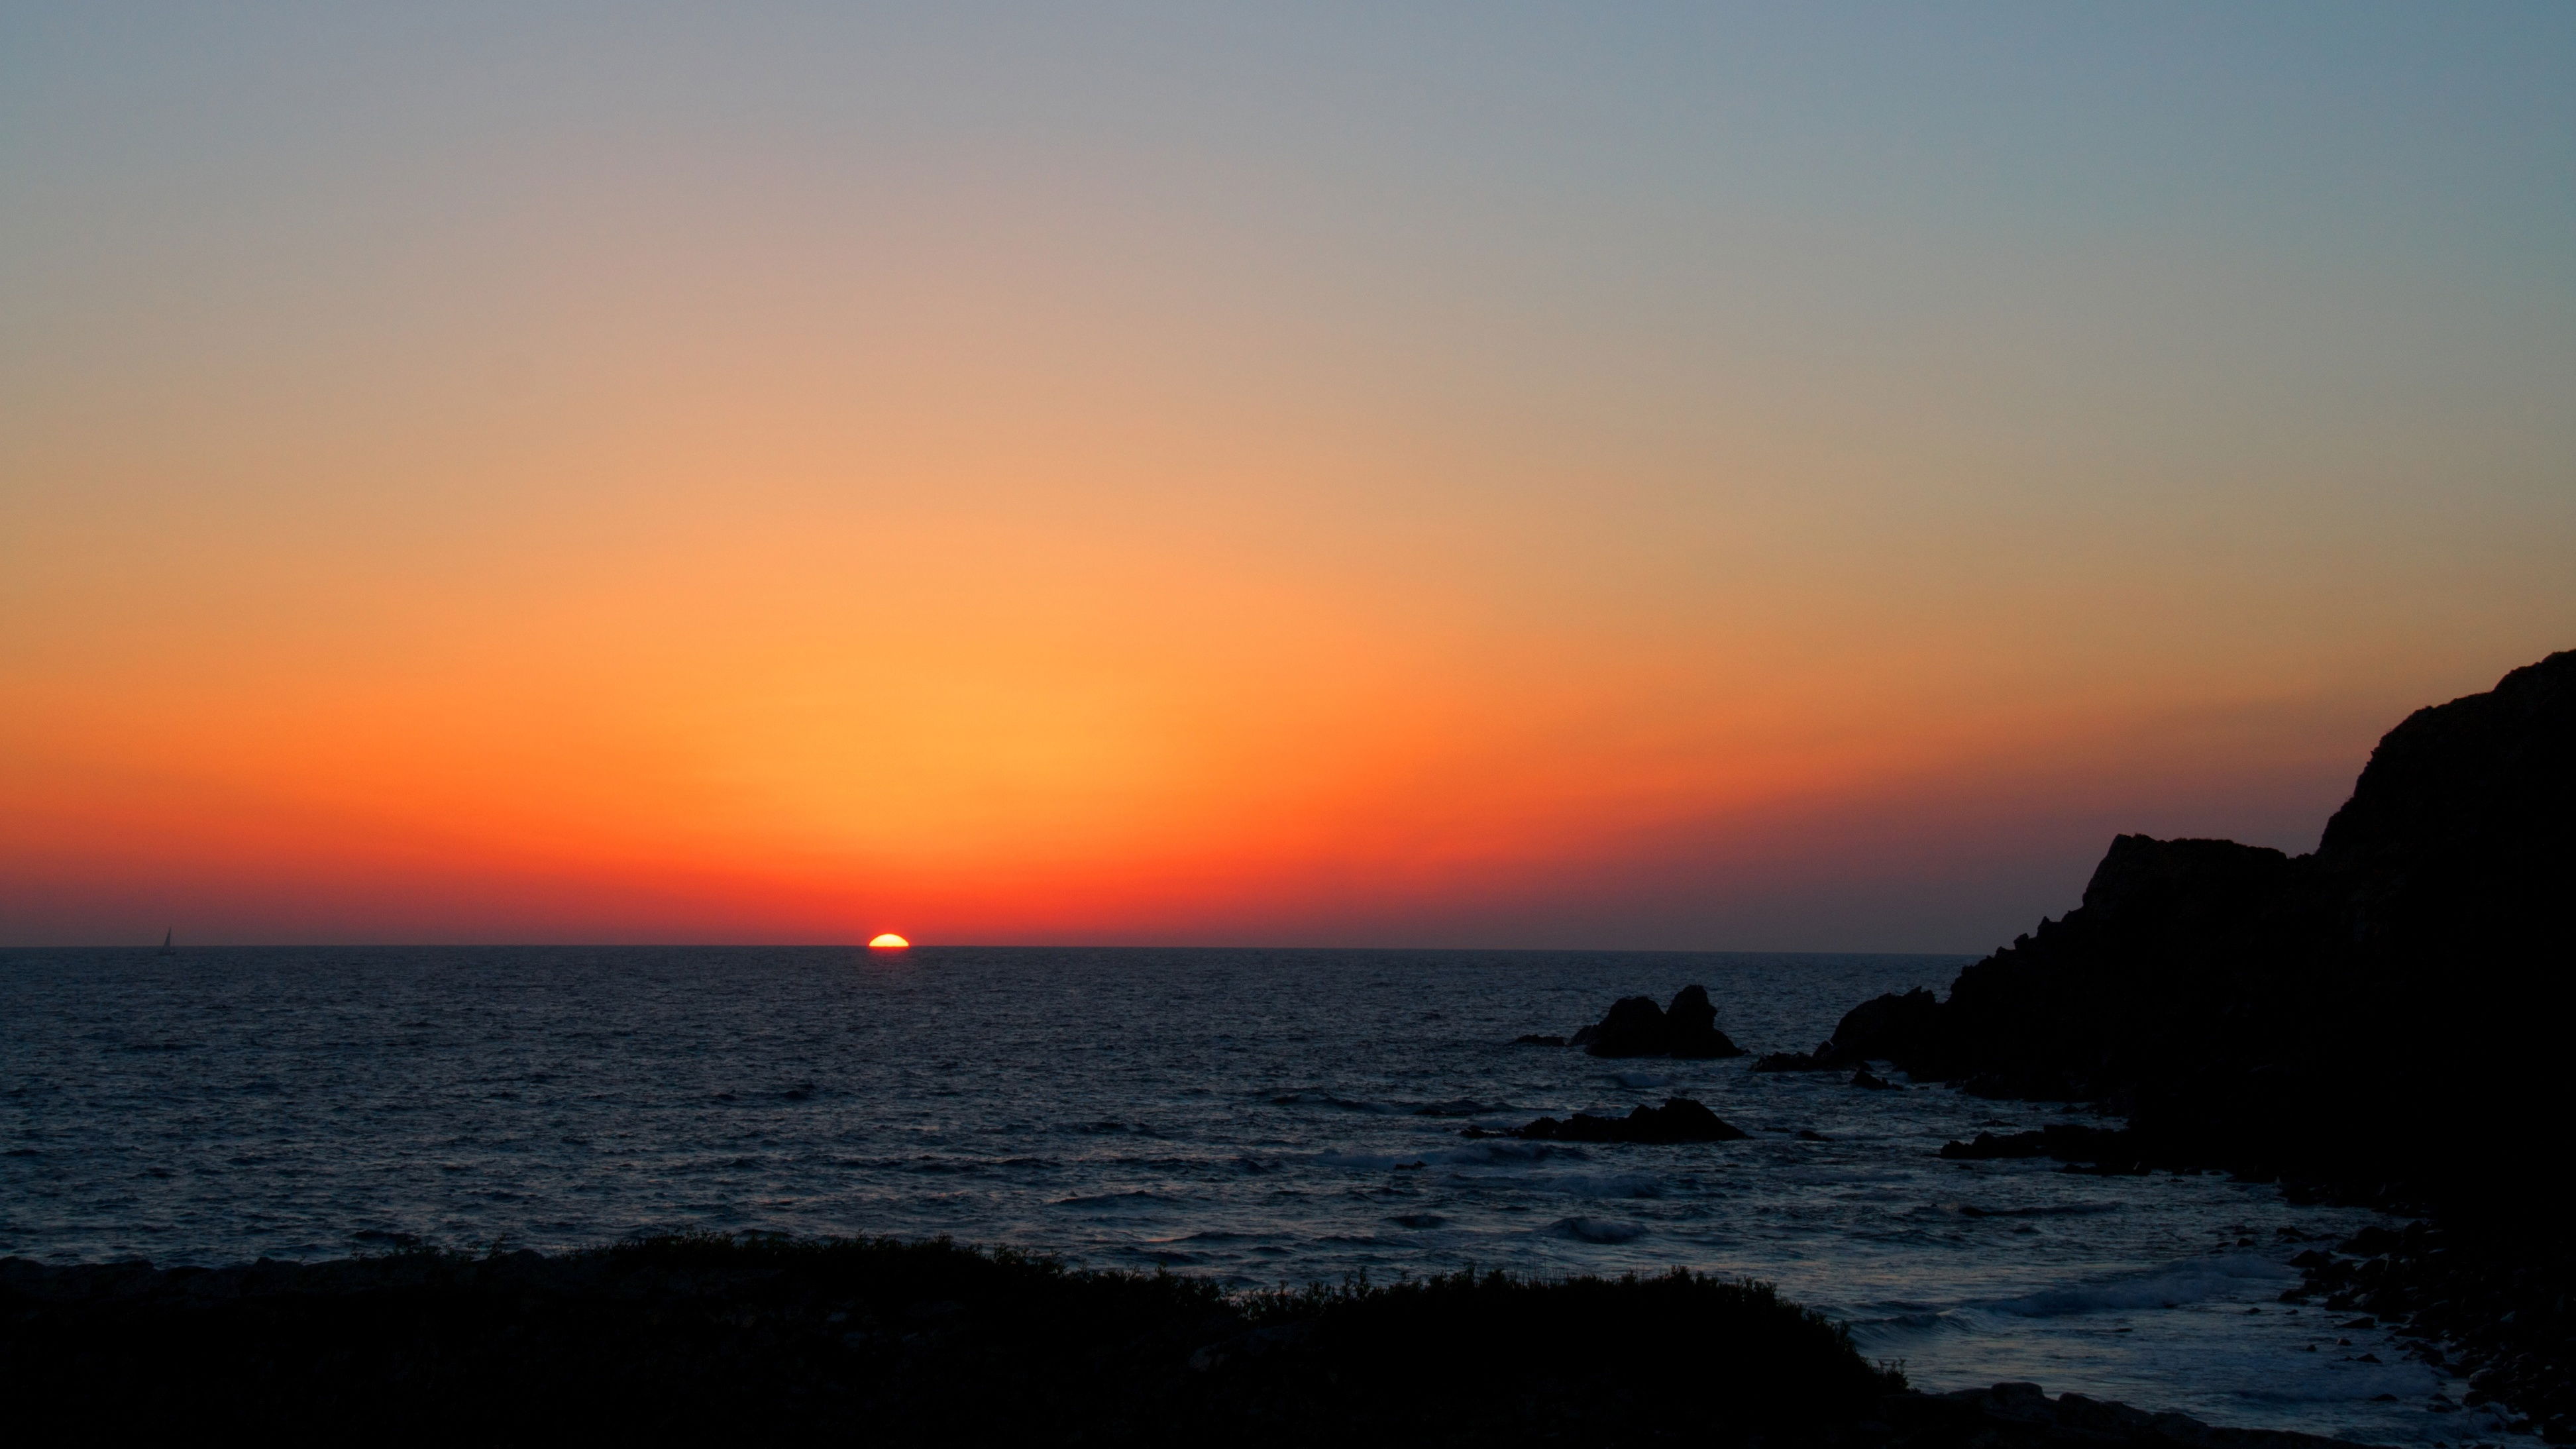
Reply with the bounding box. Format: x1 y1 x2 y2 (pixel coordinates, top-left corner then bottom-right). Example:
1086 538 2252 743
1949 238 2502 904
1565 986 1746 1058
1753 987 1939 1071
1828 987 1942 1064
1808 650 2576 1203
1813 648 2576 1434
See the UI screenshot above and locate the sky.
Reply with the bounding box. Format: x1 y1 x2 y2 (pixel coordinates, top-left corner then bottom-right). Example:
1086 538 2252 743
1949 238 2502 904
3 3 2571 950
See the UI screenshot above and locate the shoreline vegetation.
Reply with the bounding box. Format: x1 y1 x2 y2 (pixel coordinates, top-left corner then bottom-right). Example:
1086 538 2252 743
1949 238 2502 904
0 1233 2350 1447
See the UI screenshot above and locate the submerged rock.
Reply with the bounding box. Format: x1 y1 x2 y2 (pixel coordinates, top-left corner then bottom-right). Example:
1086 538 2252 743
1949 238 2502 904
1752 1042 1852 1073
1936 1126 2138 1167
1499 1097 1748 1144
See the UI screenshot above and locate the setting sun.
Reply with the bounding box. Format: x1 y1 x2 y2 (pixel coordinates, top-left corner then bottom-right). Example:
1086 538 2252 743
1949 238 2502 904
867 934 910 949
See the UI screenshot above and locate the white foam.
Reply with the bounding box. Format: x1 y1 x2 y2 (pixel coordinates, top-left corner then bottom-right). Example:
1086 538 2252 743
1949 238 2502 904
1548 1216 1650 1244
1986 1254 2298 1318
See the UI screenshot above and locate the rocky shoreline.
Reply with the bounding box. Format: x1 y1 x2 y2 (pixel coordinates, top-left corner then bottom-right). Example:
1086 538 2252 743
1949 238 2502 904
2284 1222 2575 1444
0 1236 2373 1447
1791 650 2575 1443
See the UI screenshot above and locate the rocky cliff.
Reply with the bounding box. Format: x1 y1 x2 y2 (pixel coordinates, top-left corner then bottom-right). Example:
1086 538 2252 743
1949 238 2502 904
1827 650 2575 1216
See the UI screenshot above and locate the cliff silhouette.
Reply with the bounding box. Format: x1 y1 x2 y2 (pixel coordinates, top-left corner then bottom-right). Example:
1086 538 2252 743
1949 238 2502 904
1830 649 2573 1208
1819 650 2576 1437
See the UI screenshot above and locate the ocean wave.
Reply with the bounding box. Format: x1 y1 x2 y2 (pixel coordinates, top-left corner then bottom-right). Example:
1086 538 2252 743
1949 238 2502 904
899 1154 1061 1175
1047 1190 1179 1211
2237 1362 2444 1403
1547 1216 1650 1244
1270 1091 1403 1114
1313 1140 1585 1172
1109 1244 1203 1265
1535 1171 1665 1199
1410 1099 1507 1117
1436 1140 1586 1166
1846 1307 1974 1340
1313 1150 1434 1171
1986 1254 2299 1317
1951 1200 2125 1218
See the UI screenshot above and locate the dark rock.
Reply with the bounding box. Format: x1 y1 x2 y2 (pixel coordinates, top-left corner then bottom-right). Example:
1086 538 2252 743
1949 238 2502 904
1570 987 1746 1059
1829 987 1941 1064
1506 1097 1749 1144
1879 1380 2359 1448
1851 1069 1897 1091
1941 1130 2052 1160
1752 1040 1853 1073
1576 994 1669 1056
1837 651 2576 1208
1819 650 2576 1438
1937 1126 2137 1165
1661 985 1744 1059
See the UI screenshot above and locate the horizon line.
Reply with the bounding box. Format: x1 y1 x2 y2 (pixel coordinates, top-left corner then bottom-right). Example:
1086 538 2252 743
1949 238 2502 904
3 939 1986 958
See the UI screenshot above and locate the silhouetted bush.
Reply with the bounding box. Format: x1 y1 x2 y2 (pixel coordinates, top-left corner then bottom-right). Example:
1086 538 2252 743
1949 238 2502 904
0 1234 1901 1446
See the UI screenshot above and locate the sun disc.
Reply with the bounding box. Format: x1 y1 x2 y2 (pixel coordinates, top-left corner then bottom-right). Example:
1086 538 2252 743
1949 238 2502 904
867 933 910 949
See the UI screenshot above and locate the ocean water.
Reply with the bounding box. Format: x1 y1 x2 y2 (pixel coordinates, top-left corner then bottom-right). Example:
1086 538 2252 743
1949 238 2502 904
0 945 2495 1444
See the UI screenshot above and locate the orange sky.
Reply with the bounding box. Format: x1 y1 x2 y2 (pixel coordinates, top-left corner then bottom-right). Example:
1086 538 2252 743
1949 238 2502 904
4 7 2570 948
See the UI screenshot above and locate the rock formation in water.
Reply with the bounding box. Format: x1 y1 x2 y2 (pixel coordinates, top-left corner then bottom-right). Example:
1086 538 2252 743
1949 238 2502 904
1497 1096 1749 1144
1756 989 1942 1071
1565 985 1746 1058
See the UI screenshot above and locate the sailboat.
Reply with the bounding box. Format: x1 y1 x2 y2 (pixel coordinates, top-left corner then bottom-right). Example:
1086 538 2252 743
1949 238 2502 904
157 928 175 957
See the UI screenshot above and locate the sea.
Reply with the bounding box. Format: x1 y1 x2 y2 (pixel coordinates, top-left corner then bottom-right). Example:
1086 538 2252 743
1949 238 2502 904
0 945 2498 1445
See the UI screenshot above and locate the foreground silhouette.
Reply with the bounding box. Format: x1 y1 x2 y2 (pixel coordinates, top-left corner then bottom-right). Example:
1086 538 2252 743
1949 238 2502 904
1813 650 2576 1440
0 1234 2363 1446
